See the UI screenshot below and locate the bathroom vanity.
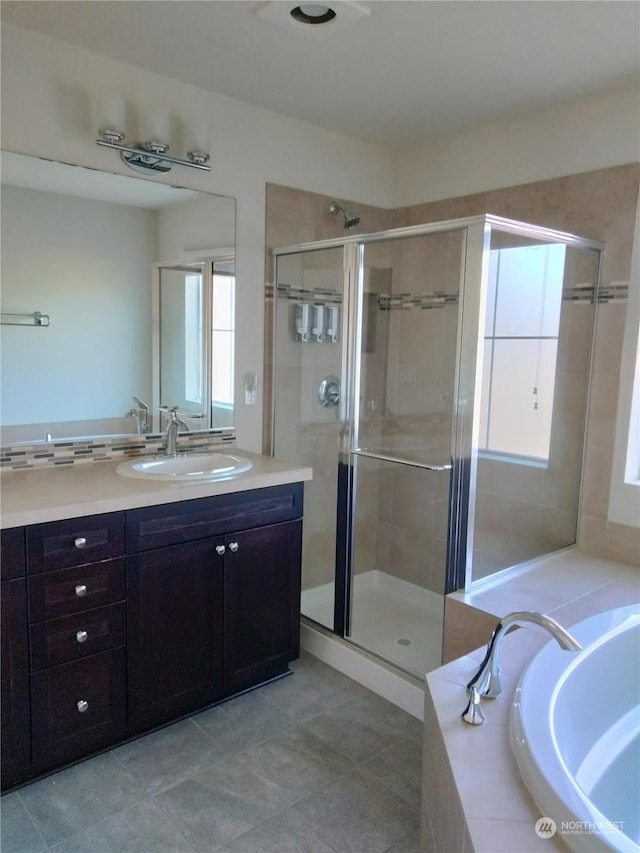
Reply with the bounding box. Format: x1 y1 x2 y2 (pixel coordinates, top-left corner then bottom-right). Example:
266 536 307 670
0 452 311 790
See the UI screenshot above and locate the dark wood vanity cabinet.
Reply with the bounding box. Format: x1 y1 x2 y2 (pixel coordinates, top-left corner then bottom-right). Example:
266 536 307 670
126 537 226 731
1 527 31 789
224 520 302 691
1 482 304 791
126 483 303 731
26 513 127 771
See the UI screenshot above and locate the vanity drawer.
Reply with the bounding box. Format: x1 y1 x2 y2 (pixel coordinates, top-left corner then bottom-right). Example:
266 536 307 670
27 513 125 574
127 483 303 552
30 603 125 671
28 559 125 622
31 648 126 768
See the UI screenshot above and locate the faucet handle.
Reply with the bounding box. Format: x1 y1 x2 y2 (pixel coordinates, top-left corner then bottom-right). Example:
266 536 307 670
462 687 485 726
159 406 179 422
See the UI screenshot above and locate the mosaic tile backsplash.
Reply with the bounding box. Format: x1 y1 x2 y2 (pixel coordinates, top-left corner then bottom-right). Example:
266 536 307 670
0 430 236 471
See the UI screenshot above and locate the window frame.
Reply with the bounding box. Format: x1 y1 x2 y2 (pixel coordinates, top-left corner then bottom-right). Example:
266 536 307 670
608 197 640 528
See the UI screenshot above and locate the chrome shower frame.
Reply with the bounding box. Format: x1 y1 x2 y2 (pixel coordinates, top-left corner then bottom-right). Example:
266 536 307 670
269 214 603 605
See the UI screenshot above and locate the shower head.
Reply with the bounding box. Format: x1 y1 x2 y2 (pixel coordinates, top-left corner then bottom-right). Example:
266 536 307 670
329 201 360 230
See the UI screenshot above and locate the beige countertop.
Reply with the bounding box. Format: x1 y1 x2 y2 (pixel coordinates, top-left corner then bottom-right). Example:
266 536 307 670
0 449 313 529
423 550 640 852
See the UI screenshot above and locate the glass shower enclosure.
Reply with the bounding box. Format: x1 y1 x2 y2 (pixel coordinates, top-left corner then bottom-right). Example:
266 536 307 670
268 215 601 679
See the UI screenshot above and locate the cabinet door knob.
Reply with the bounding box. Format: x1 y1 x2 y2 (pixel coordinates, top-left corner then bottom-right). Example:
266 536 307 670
229 541 239 552
75 584 88 597
77 699 89 713
74 537 87 549
215 545 226 555
76 630 88 644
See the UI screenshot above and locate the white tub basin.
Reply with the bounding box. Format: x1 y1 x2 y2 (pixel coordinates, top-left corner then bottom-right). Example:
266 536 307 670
116 452 253 481
510 605 640 852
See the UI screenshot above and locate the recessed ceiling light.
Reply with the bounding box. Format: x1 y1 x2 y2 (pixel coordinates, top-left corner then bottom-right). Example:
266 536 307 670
290 5 337 25
255 1 369 38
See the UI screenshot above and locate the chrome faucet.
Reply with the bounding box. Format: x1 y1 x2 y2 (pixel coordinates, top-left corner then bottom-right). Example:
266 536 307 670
128 396 150 434
132 396 150 434
164 408 189 456
461 610 582 726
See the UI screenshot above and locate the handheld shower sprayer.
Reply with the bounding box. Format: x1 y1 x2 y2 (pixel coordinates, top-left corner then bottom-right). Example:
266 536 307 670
329 201 360 230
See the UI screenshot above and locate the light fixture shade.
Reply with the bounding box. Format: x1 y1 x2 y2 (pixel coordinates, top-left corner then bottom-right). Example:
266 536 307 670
186 117 210 155
142 107 170 145
98 93 126 135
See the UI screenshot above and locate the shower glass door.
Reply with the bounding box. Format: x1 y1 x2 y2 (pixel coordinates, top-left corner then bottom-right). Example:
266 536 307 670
347 228 466 676
271 246 348 631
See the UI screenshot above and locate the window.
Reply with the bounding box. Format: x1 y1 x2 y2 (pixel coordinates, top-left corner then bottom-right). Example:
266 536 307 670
608 198 640 527
479 244 565 462
184 273 203 405
211 261 235 416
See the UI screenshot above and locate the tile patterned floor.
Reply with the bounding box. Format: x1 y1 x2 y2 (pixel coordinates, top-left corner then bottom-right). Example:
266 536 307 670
1 652 423 853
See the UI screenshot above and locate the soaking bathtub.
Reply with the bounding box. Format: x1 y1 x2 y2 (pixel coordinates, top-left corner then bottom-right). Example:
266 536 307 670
510 605 640 852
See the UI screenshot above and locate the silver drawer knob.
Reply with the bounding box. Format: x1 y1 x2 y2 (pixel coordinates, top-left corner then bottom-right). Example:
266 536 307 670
215 545 226 555
229 542 239 552
74 537 87 549
76 630 88 644
75 584 87 597
77 699 89 713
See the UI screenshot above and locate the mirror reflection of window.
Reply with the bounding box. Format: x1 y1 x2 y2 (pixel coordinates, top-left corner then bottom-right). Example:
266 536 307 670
480 243 565 461
211 260 235 428
184 273 204 405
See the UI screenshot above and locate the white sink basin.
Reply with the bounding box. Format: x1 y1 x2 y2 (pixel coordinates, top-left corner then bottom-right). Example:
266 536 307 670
116 452 253 482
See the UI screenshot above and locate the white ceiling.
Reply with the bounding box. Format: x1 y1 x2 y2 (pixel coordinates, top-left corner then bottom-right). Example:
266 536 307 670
2 0 638 149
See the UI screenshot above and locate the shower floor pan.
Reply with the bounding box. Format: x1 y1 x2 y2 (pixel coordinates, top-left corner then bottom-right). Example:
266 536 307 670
302 570 444 677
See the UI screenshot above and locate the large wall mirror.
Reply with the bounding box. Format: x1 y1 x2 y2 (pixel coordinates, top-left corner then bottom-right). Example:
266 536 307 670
0 151 236 443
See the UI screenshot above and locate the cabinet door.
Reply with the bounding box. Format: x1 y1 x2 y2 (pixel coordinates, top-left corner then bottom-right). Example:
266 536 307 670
1 578 31 789
127 538 225 731
224 520 302 690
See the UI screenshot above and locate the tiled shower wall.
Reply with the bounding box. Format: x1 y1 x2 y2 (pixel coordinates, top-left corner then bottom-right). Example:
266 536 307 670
266 204 460 596
271 251 345 591
398 164 640 568
265 188 393 592
362 230 464 595
265 163 640 594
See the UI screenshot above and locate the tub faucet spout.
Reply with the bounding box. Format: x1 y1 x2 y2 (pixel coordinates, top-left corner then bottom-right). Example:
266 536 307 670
462 611 582 726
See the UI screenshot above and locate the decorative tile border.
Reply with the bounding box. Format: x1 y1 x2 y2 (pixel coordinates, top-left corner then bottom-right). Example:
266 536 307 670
271 279 627 310
561 281 628 304
596 281 629 303
275 282 342 305
378 292 459 311
272 282 461 311
0 430 236 472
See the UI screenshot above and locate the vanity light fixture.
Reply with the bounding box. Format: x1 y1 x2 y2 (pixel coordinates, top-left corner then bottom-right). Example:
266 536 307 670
96 96 211 174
